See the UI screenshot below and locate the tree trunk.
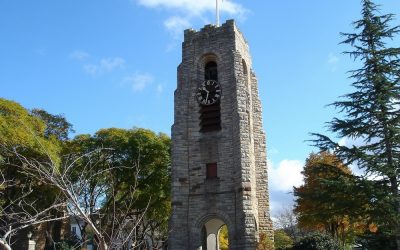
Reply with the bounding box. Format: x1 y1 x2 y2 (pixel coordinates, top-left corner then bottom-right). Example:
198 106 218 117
98 238 108 250
395 203 400 250
394 192 400 250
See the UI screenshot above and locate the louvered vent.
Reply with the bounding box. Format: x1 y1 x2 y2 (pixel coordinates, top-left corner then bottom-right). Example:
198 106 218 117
200 61 221 132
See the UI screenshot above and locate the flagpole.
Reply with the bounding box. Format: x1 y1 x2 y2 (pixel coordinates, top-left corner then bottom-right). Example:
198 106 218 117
216 0 220 26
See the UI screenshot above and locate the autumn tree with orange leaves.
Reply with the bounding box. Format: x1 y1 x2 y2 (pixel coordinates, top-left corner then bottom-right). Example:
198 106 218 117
294 152 371 247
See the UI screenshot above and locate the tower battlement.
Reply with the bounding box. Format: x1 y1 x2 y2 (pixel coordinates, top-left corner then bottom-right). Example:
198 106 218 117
183 19 235 41
183 20 249 57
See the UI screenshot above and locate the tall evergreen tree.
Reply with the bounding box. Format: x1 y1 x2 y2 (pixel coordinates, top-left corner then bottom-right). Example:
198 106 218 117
312 0 400 248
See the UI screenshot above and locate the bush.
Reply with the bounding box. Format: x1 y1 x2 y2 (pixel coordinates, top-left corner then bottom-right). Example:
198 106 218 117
54 235 81 250
257 232 274 250
274 230 293 250
292 232 340 250
355 230 397 250
54 241 74 250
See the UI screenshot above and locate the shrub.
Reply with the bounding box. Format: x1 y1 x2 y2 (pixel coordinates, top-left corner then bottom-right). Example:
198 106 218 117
292 232 340 250
274 230 293 250
54 235 81 250
257 232 274 250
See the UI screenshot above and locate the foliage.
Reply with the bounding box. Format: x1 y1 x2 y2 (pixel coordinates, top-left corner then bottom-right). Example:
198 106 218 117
0 98 61 163
311 0 400 247
294 152 367 246
274 206 305 242
257 232 274 250
0 98 65 244
219 225 229 250
54 235 81 250
292 232 340 250
62 127 171 249
0 98 171 249
274 230 293 250
54 242 74 250
31 108 74 141
356 229 397 250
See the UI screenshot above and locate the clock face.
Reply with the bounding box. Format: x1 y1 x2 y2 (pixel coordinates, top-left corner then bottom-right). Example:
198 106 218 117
196 80 221 106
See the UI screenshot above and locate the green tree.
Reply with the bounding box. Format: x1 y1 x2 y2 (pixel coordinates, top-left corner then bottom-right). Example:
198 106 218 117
0 98 68 249
256 232 274 250
65 128 171 248
274 230 293 250
31 108 74 141
312 0 400 248
0 98 61 162
294 152 366 247
94 128 171 247
0 98 63 213
0 98 171 249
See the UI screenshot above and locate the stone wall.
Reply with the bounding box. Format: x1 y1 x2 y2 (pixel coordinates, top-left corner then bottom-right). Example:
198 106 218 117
169 19 273 250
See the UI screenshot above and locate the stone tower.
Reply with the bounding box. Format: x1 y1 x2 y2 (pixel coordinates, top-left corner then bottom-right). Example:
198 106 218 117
169 20 273 250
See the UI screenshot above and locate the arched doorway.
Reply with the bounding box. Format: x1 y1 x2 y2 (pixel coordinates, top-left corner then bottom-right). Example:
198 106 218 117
218 225 229 250
201 218 229 250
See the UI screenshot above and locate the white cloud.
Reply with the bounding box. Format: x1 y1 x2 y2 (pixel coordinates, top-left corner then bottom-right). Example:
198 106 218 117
338 137 347 147
268 159 304 192
268 146 279 156
135 0 248 42
136 0 246 17
268 159 302 217
84 64 100 75
337 136 371 177
327 53 339 72
338 136 370 149
70 50 90 61
328 53 339 64
83 64 98 75
84 57 125 76
164 16 191 38
99 58 125 71
123 73 154 92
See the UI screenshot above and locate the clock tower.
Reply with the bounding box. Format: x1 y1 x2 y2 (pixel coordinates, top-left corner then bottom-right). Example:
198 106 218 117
169 20 273 250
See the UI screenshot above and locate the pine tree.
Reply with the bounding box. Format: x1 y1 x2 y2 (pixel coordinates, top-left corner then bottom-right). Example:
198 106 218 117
312 0 400 248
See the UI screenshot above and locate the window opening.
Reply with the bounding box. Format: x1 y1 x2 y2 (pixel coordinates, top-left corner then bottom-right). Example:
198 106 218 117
200 61 221 132
205 61 218 81
206 163 218 179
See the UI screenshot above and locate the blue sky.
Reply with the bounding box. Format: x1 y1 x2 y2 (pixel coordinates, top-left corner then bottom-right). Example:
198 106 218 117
1 0 399 217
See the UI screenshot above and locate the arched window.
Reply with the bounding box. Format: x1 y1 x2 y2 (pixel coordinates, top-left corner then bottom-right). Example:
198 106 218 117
199 60 221 132
205 61 218 81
